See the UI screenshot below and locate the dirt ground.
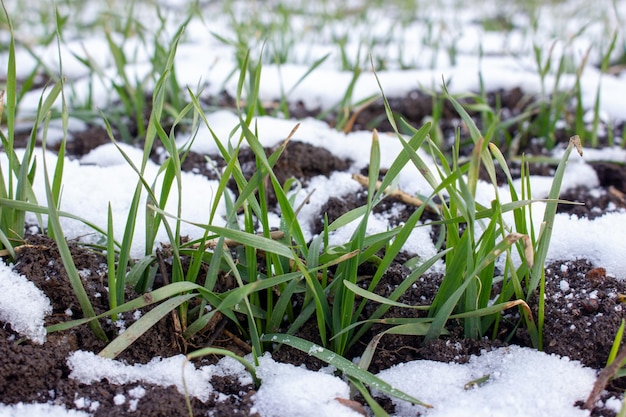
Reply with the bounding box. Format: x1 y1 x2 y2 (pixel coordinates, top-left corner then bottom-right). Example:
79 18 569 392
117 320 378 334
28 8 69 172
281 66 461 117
2 89 626 416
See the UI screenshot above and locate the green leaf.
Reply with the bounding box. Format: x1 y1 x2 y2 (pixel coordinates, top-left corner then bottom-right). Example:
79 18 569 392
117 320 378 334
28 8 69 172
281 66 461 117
47 281 203 333
608 320 626 366
344 280 429 310
99 294 196 359
150 207 296 260
41 146 107 341
529 136 583 295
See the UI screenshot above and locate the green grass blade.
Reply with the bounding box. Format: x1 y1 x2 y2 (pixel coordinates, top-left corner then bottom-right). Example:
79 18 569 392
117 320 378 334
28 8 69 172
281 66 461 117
99 293 196 359
0 199 115 244
116 182 142 306
376 122 431 198
266 277 300 333
368 130 381 204
149 206 295 259
350 377 390 417
260 333 432 409
41 146 107 341
47 281 203 333
343 280 429 310
3 1 16 192
608 320 626 366
106 204 118 316
327 206 368 232
348 248 450 348
528 136 582 295
426 233 527 340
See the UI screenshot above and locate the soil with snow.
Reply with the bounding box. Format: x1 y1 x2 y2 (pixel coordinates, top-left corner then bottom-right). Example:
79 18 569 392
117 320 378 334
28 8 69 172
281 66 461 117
3 90 626 416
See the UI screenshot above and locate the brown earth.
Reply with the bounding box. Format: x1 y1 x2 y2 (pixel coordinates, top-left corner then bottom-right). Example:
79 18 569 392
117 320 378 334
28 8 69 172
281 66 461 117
2 89 626 416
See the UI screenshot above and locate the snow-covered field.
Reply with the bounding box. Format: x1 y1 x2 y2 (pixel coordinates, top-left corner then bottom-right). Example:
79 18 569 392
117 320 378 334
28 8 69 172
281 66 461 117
2 0 626 416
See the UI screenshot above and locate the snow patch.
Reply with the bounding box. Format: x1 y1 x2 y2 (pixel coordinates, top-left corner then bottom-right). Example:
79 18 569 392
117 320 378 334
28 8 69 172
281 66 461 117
67 350 252 403
376 346 596 417
252 353 361 417
0 403 90 417
0 259 52 344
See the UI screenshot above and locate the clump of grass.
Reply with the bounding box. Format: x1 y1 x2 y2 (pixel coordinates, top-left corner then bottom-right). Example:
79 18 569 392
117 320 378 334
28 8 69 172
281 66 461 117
106 18 193 308
329 72 580 355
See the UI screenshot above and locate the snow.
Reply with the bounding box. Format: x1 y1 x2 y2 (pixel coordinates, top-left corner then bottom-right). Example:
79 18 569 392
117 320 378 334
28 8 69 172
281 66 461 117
2 0 626 415
2 146 231 260
0 345 601 417
251 354 363 417
376 346 596 417
0 259 51 344
0 403 90 417
66 350 251 403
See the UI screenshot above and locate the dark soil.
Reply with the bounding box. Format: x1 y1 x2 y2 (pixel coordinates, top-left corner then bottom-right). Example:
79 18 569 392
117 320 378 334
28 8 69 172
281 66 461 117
2 88 626 416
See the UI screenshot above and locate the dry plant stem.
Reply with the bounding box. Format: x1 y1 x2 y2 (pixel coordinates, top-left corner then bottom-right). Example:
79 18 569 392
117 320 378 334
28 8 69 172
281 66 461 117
204 315 228 347
156 248 186 350
584 344 626 410
334 397 368 416
351 173 439 213
609 186 626 206
342 100 375 134
223 328 252 353
0 242 43 257
506 299 534 323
